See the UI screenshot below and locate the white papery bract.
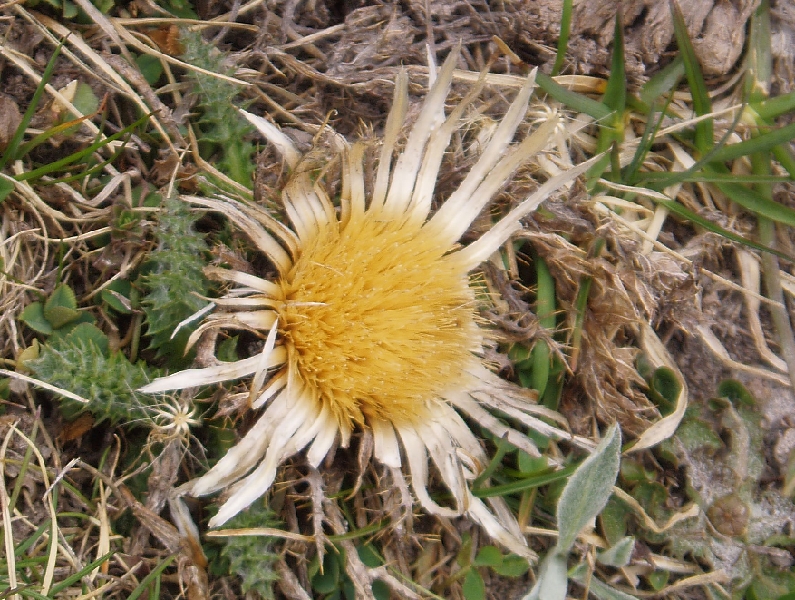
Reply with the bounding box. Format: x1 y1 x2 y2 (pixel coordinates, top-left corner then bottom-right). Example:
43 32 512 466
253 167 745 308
142 51 596 560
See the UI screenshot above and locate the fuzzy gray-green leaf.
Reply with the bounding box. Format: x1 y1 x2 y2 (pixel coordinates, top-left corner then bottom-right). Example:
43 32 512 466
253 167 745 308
596 536 635 567
522 552 568 600
556 424 621 553
570 563 639 600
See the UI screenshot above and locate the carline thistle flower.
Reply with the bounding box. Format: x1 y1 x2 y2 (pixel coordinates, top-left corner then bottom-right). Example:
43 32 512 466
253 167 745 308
141 50 596 560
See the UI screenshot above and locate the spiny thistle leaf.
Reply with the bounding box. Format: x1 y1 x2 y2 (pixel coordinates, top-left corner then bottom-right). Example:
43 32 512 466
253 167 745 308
220 502 281 598
180 29 256 186
142 195 209 358
27 323 161 424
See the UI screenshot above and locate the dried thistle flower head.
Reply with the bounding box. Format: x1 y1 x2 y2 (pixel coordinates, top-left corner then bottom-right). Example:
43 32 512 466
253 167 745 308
142 51 596 559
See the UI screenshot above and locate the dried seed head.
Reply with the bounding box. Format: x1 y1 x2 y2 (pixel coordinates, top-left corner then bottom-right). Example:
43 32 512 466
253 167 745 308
707 494 750 537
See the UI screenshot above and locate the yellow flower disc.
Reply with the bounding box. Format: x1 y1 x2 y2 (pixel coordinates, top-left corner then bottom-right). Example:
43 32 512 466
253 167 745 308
278 209 479 428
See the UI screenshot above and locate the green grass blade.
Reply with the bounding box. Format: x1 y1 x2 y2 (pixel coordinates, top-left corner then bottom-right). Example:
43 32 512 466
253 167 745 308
14 113 148 182
43 149 123 185
588 12 627 185
670 0 713 153
569 276 592 371
707 121 795 164
472 464 578 498
15 114 100 159
744 0 795 392
655 197 795 263
530 341 551 399
532 256 556 399
0 173 14 203
752 90 795 121
328 519 387 542
48 552 115 595
745 0 771 103
535 274 556 319
772 143 795 179
8 419 37 511
551 0 573 76
636 109 749 191
535 73 611 122
713 179 795 228
602 12 626 115
624 96 673 185
12 522 50 557
472 436 513 489
14 586 48 599
126 555 176 600
639 55 684 107
639 172 789 184
0 41 65 171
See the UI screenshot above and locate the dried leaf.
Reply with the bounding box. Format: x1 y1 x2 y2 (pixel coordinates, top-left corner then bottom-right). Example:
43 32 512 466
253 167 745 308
628 324 688 452
0 95 22 152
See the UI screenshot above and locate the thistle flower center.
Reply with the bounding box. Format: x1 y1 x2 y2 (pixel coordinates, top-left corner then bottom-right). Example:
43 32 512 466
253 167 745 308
278 210 479 428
